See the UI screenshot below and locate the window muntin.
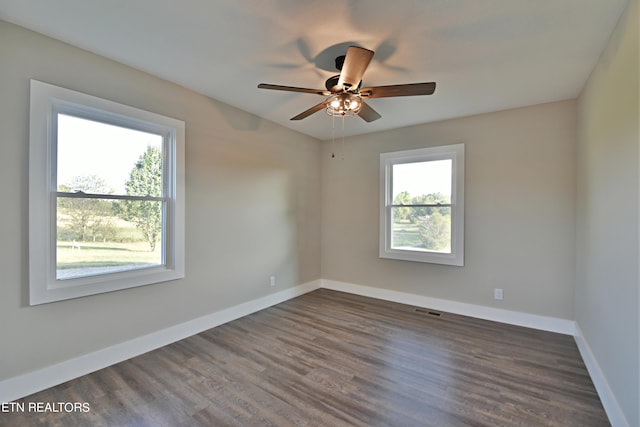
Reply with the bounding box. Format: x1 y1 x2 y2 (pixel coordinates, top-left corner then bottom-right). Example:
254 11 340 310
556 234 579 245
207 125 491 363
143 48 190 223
29 80 185 305
380 144 464 265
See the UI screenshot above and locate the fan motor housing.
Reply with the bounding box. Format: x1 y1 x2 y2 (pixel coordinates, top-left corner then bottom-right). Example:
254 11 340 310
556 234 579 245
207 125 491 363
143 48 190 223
325 75 341 91
325 54 348 91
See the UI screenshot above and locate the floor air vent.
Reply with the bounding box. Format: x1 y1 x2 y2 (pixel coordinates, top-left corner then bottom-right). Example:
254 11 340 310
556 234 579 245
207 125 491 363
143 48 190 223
414 308 442 317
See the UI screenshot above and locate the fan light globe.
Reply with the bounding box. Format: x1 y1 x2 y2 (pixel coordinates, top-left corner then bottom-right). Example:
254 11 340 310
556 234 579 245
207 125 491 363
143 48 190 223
326 93 361 117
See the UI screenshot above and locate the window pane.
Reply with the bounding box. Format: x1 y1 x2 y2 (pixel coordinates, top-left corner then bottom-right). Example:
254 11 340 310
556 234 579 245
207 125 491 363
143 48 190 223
391 206 451 253
57 114 163 196
56 197 163 280
392 160 452 204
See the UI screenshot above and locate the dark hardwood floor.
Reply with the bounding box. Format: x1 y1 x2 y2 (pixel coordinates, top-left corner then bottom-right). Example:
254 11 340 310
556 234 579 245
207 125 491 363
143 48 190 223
1 289 609 426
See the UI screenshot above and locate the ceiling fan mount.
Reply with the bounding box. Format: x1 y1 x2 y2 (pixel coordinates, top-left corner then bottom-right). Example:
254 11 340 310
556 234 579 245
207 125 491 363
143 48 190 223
258 46 436 122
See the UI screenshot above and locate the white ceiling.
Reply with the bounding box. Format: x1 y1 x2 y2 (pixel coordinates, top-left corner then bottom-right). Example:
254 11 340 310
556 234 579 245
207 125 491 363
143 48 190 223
0 0 629 140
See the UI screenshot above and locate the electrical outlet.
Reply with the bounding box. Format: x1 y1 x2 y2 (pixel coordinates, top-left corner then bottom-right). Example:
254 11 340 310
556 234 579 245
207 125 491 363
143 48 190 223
494 288 504 301
270 276 276 287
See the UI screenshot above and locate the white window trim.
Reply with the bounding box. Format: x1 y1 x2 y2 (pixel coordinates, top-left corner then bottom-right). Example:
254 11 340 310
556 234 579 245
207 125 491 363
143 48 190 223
379 144 465 266
29 80 185 305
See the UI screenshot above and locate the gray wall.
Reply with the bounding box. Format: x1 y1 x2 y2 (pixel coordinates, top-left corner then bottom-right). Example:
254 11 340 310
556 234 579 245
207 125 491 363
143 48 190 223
0 20 322 381
576 0 639 424
321 100 577 319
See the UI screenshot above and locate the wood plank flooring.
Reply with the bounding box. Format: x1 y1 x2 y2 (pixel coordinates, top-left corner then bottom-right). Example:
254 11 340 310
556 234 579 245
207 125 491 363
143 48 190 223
1 289 609 426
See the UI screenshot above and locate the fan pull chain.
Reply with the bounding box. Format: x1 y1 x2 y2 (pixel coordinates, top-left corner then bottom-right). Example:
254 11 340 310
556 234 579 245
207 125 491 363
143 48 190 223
341 114 345 160
331 113 336 158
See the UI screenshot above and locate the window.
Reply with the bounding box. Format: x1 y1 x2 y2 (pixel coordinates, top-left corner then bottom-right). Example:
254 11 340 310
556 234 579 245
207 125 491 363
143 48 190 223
380 144 464 266
29 80 185 305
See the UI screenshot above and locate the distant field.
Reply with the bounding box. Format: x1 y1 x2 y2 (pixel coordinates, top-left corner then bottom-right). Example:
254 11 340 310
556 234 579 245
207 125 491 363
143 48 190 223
392 221 451 253
57 241 161 269
392 222 423 247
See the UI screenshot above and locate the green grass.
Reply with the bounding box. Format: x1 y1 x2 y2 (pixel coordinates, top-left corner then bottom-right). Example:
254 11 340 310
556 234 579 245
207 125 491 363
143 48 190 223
57 241 161 269
392 222 423 248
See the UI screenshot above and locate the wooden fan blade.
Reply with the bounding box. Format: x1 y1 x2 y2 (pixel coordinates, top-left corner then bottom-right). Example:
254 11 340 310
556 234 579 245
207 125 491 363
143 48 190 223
359 82 436 98
290 101 327 120
258 83 329 96
357 100 382 122
337 46 374 90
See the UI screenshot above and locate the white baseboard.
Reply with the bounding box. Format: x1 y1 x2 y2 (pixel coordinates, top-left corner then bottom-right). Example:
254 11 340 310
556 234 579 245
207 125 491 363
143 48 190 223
320 279 576 335
574 324 630 427
0 280 321 403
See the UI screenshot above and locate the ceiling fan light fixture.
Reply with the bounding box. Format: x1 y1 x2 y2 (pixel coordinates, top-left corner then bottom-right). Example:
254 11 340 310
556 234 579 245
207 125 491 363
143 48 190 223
258 46 435 123
326 93 361 117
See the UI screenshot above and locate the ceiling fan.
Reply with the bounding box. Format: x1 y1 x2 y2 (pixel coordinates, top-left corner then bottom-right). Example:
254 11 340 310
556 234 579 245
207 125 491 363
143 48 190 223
258 46 436 122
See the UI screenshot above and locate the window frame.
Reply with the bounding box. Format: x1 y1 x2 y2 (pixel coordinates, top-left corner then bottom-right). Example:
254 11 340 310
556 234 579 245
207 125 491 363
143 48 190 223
379 144 465 266
29 80 185 305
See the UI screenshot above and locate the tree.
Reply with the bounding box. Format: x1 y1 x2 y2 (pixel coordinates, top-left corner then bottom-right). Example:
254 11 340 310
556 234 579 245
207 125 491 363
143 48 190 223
115 146 162 251
417 210 451 252
57 175 115 242
392 191 412 222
